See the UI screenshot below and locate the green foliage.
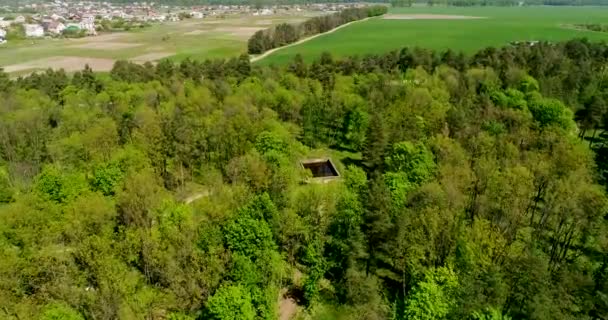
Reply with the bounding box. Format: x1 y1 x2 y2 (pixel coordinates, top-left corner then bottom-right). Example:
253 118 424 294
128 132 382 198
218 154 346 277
1 39 608 320
0 166 14 203
255 131 289 155
472 307 512 320
39 303 84 320
385 141 436 184
402 267 458 320
528 96 575 130
224 198 277 258
206 285 256 320
90 162 123 196
167 313 196 320
34 166 88 203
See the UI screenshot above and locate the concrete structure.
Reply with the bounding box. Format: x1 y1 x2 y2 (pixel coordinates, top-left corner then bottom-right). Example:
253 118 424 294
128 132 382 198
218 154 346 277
24 24 44 37
79 20 96 35
300 158 341 183
191 11 204 19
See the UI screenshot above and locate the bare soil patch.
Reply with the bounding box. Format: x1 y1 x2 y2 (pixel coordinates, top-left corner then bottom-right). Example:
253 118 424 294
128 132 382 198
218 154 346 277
279 296 297 320
131 52 173 62
69 42 142 50
184 29 207 36
71 32 129 43
216 26 264 38
4 56 115 73
256 19 273 25
383 14 484 20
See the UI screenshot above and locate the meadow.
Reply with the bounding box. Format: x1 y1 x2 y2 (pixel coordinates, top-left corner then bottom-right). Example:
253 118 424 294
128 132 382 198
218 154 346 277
0 13 311 74
258 6 608 65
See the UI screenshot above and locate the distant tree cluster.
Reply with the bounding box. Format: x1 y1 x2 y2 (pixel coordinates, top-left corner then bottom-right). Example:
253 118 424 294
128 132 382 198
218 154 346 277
573 24 608 33
247 5 387 54
96 18 152 32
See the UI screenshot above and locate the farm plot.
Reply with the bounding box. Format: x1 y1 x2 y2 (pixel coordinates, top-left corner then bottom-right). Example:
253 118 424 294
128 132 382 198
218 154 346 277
258 6 608 65
0 12 313 74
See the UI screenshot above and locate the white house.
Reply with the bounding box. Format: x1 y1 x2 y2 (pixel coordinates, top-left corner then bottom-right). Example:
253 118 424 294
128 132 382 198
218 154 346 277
0 20 12 28
81 14 95 23
190 11 204 19
14 15 26 23
50 13 65 21
47 21 65 34
168 14 179 22
24 24 44 37
79 20 96 35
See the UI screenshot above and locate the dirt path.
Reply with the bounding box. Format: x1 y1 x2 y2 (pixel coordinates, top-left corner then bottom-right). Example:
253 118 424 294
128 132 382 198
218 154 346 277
279 296 297 320
184 191 210 204
250 16 376 63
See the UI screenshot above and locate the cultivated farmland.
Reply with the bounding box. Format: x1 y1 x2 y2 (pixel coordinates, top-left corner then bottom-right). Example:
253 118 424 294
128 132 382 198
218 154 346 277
258 6 608 65
0 13 313 74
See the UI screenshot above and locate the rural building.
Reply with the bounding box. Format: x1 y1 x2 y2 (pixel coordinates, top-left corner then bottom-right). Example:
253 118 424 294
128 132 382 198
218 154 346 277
253 8 273 16
14 15 26 23
191 11 204 19
50 13 65 21
300 158 340 183
47 21 65 34
168 13 179 22
0 20 12 28
24 24 44 37
79 20 96 35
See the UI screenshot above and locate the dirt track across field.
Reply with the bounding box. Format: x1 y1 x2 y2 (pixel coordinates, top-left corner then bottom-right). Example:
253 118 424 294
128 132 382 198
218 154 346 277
215 26 265 38
382 14 485 20
68 42 142 50
250 16 374 63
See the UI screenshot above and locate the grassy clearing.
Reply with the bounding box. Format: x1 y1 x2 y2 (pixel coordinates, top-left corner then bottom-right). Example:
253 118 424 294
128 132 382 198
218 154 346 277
0 14 310 73
258 6 608 65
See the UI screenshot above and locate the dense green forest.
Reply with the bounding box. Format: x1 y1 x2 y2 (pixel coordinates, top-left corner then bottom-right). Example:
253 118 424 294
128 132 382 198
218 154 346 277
2 38 608 320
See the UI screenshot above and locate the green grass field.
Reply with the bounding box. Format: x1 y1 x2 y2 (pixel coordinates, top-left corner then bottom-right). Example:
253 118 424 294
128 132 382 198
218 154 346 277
0 13 311 74
258 6 608 65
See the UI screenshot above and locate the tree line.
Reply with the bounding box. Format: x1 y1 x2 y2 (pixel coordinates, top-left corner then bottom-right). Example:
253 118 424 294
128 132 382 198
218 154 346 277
1 38 608 320
573 24 608 33
247 5 387 55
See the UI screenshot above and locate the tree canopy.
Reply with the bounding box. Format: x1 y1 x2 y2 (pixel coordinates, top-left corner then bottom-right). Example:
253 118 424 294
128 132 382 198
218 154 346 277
1 38 608 320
